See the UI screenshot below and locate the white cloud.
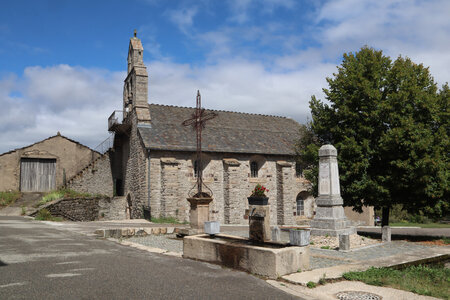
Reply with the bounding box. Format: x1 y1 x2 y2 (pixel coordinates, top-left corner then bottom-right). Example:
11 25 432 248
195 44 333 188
167 7 198 34
0 66 123 153
226 0 296 23
2 0 448 154
261 0 295 13
227 0 253 24
148 58 332 122
315 0 450 84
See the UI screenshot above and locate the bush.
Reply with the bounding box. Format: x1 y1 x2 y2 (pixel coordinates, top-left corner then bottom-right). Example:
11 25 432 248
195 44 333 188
38 188 98 206
0 191 21 207
150 217 182 224
376 204 436 224
39 191 65 206
306 281 316 288
34 209 62 221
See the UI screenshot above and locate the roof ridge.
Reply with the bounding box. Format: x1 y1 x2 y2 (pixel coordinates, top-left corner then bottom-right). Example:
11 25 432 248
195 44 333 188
160 122 299 132
149 102 288 119
0 134 100 157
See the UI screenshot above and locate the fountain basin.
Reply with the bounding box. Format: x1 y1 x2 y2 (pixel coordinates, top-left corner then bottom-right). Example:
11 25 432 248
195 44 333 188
183 234 310 279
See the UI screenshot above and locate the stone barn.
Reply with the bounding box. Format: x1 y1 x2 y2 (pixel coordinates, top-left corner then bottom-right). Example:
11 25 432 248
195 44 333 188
0 133 101 193
108 33 315 225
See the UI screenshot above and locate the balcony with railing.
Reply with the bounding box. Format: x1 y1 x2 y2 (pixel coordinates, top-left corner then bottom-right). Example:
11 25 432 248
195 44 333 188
108 110 130 133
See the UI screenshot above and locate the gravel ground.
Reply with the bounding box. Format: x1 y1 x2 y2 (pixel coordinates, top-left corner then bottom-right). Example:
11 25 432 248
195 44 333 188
309 234 379 249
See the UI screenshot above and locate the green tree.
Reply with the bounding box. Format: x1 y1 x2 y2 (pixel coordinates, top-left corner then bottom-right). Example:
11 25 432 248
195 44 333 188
297 47 449 225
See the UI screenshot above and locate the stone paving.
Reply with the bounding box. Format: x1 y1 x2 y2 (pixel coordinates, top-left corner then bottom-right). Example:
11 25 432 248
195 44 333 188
122 228 445 270
127 234 183 253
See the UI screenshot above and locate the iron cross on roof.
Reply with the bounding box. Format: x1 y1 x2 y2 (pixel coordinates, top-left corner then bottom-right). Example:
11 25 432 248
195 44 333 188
182 90 218 197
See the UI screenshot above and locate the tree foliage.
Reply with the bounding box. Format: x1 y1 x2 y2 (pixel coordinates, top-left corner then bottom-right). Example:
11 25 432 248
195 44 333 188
296 46 449 220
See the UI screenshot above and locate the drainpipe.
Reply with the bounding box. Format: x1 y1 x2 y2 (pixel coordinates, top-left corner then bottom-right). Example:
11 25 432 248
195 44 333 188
147 149 151 210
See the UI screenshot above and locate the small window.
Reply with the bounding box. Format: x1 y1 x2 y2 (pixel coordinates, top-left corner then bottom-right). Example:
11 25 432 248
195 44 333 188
250 161 258 177
193 160 200 177
296 196 304 216
295 163 302 177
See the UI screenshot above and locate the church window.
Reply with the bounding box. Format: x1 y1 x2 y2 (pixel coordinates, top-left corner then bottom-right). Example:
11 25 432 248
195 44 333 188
295 163 302 177
296 195 305 216
250 161 258 177
193 160 200 177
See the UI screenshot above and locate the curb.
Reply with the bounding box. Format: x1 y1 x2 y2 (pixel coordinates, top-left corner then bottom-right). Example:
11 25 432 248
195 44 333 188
95 227 181 238
108 238 183 258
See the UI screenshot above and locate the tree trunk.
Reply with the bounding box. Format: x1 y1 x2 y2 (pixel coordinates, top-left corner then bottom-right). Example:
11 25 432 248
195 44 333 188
381 207 390 227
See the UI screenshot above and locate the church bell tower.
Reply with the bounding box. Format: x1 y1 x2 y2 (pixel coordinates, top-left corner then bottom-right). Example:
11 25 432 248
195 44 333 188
123 30 151 124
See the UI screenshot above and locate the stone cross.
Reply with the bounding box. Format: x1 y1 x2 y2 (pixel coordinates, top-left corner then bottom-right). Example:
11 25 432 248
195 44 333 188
182 90 217 197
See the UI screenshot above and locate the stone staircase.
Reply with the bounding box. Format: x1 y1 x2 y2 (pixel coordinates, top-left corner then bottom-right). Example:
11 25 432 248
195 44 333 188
65 149 111 187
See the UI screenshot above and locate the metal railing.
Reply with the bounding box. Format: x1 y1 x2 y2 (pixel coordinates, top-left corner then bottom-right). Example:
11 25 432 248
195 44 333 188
94 134 114 154
108 110 124 131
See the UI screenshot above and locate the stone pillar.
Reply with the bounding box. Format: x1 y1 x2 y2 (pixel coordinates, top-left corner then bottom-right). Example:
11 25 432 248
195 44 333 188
249 205 271 242
339 234 350 250
276 161 295 226
183 197 213 235
149 157 161 218
310 144 356 236
223 159 242 224
160 158 179 217
382 226 391 242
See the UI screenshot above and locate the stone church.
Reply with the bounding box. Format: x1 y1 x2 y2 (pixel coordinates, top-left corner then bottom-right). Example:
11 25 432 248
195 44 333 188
108 33 314 225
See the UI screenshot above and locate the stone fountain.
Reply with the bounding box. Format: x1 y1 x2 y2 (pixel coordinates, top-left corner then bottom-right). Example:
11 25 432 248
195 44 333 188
183 195 310 279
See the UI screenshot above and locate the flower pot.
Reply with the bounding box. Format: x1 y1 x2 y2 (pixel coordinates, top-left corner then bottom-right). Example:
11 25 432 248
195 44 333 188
247 196 269 206
289 229 310 246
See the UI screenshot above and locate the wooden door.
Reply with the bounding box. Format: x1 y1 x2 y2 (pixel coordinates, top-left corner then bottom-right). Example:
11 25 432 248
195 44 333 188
20 158 56 192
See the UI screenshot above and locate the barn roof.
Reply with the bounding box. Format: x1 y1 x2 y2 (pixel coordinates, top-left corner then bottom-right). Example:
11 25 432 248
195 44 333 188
138 104 301 155
0 134 100 157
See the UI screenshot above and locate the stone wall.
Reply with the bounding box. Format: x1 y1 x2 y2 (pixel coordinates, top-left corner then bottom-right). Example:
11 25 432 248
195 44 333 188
99 196 127 220
123 111 149 219
67 151 114 197
0 135 100 191
34 197 126 221
344 206 374 226
148 151 312 225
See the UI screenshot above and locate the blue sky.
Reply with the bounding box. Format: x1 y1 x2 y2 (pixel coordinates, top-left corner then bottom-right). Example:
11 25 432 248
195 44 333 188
1 0 449 153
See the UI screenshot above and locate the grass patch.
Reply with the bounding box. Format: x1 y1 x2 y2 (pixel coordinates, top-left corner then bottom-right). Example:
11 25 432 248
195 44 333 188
320 246 331 250
21 205 26 215
306 281 316 288
34 209 63 221
38 188 98 206
150 217 183 224
343 265 450 299
390 222 450 228
0 191 21 207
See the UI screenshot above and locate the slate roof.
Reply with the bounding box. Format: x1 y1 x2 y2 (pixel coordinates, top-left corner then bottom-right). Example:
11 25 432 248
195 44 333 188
138 104 302 155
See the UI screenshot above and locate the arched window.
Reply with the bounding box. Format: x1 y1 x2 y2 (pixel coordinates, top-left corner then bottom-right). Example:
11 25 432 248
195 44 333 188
295 162 302 177
193 160 200 177
296 194 305 216
250 161 258 177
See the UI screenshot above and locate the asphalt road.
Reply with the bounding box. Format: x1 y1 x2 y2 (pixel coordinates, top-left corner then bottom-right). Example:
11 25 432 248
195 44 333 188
0 217 299 300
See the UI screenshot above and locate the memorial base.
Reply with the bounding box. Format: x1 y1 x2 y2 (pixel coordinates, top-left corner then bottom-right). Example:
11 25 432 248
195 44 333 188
183 196 213 235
